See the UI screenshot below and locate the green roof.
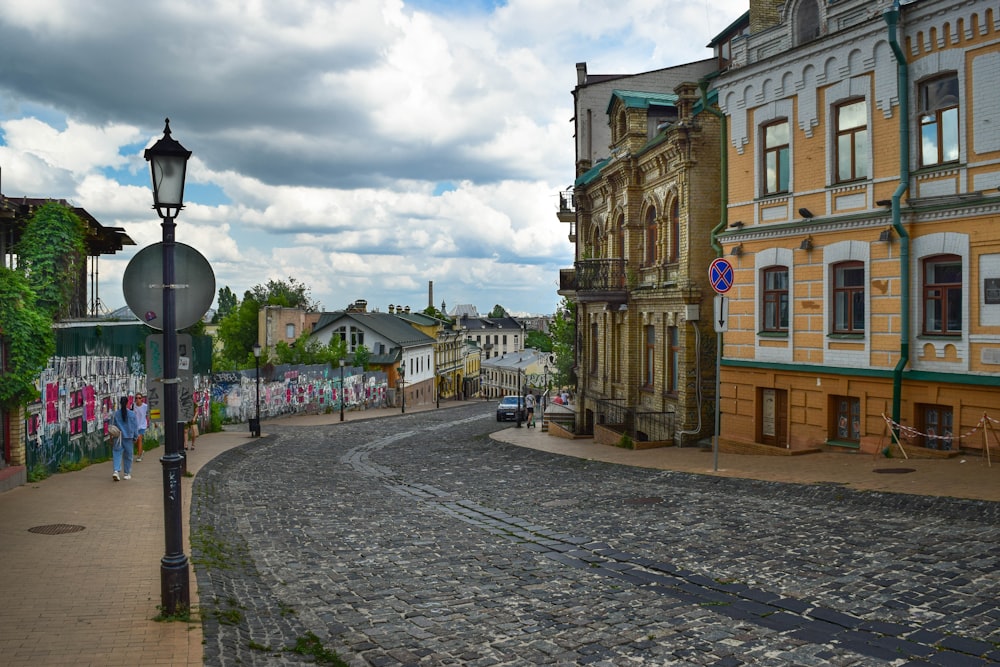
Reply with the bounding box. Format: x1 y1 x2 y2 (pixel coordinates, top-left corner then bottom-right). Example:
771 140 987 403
607 89 678 115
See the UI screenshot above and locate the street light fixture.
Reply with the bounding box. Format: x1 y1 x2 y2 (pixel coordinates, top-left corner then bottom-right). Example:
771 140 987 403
144 118 192 616
398 363 406 413
339 359 345 422
252 342 261 437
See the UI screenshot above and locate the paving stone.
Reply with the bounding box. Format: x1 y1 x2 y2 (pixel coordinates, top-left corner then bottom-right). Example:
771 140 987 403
190 404 1000 666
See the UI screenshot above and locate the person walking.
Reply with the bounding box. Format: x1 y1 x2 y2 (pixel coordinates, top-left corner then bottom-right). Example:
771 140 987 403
133 394 148 462
525 392 536 428
111 395 139 481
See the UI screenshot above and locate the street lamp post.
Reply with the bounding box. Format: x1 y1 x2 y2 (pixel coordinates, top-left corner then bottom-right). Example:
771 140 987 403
145 118 192 616
252 343 261 437
339 359 345 422
516 368 523 428
398 363 406 413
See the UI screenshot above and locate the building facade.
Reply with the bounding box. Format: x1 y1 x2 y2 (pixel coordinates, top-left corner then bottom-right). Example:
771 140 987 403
713 0 1000 454
558 59 723 445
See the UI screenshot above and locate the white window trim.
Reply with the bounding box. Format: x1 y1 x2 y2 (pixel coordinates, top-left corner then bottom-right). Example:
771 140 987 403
911 232 969 373
755 247 794 363
822 240 871 367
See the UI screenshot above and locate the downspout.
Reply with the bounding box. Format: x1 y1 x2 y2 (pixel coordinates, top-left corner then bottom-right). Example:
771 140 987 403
699 75 728 257
885 2 911 430
676 75 727 445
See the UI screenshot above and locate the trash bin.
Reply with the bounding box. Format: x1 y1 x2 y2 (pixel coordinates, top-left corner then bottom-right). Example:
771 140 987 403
249 418 260 437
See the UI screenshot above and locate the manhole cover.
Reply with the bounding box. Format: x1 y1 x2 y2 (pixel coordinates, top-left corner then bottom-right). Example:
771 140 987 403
625 497 663 505
872 468 916 475
28 524 86 535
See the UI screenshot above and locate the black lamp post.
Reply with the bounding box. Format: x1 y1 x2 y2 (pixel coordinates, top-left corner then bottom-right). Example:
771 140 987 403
398 363 406 413
252 342 261 436
144 118 192 616
516 368 523 428
339 359 345 422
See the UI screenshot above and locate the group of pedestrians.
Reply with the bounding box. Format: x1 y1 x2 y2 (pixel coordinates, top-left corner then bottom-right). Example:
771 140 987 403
109 394 148 482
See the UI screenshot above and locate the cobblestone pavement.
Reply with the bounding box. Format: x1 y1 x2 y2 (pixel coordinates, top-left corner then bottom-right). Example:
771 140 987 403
191 404 1000 666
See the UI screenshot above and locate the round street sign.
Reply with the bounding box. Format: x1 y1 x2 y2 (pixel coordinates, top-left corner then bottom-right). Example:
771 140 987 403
123 242 215 330
708 257 735 294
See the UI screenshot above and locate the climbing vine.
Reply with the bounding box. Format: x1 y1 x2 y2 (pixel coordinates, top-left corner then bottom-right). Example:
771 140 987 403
0 267 55 406
15 201 88 320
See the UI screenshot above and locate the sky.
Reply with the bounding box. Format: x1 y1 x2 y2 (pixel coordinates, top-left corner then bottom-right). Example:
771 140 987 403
0 0 747 318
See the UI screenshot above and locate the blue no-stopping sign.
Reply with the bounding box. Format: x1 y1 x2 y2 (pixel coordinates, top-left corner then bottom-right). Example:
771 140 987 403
709 257 735 294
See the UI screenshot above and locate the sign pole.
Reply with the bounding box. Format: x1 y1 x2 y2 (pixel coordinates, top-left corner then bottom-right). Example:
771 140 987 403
708 258 734 473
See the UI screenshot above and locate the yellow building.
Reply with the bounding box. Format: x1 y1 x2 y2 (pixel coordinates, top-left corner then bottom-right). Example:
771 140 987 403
713 0 1000 454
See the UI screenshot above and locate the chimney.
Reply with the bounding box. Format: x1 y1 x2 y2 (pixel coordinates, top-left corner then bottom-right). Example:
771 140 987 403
428 281 434 310
388 304 395 314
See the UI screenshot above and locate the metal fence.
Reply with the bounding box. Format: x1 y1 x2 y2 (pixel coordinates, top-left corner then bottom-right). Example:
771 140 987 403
594 397 675 443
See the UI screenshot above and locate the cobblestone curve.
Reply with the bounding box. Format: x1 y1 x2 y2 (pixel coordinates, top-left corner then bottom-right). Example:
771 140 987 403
192 404 1000 666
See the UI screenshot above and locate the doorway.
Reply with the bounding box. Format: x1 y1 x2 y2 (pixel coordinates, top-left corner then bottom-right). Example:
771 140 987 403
758 388 788 447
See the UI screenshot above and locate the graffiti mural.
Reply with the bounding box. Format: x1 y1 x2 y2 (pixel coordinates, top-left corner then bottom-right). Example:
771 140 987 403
211 364 389 422
26 356 388 474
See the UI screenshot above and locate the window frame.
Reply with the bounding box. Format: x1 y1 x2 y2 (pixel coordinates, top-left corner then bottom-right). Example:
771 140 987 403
831 261 865 334
644 207 657 267
643 324 655 389
668 200 680 263
918 73 959 168
831 395 861 444
666 326 679 395
763 120 790 195
835 99 868 183
761 266 790 333
922 254 962 335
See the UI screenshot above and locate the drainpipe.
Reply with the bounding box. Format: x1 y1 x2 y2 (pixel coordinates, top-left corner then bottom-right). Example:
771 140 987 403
885 2 911 430
699 75 727 256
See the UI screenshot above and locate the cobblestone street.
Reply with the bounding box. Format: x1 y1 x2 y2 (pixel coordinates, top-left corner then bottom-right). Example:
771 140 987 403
191 404 1000 666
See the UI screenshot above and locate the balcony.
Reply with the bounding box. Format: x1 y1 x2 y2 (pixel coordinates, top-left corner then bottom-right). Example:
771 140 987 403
560 259 627 303
556 189 576 241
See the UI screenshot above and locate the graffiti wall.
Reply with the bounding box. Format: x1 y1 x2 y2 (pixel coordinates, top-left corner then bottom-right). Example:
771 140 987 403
211 364 389 422
25 353 388 474
26 355 159 473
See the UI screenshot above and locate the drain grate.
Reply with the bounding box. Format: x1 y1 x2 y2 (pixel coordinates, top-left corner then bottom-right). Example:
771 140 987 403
28 524 86 535
625 497 663 505
872 468 916 475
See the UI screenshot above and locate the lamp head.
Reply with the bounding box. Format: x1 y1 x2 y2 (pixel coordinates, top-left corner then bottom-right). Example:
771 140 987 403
144 118 192 219
252 342 261 358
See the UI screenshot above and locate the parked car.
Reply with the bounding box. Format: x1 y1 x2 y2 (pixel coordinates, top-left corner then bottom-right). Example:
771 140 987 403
496 395 525 422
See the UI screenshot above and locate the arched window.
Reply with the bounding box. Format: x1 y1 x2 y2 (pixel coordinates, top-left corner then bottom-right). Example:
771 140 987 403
669 200 680 263
644 207 657 266
923 254 962 335
795 0 820 45
616 214 625 260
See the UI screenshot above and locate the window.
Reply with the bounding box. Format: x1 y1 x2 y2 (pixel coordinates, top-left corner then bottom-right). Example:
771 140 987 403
918 404 954 450
644 207 657 266
832 261 865 333
350 330 364 351
762 267 789 332
923 255 962 335
763 120 790 195
643 325 655 388
836 100 868 182
795 0 820 45
669 200 680 263
590 323 599 374
616 214 626 260
832 396 861 443
285 323 296 339
919 74 959 167
667 326 679 394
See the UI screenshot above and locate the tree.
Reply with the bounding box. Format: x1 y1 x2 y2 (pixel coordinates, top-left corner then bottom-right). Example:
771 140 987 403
15 202 87 320
213 295 261 370
249 277 319 311
352 345 371 370
489 304 508 318
214 286 237 323
525 329 552 352
549 299 576 389
0 268 56 406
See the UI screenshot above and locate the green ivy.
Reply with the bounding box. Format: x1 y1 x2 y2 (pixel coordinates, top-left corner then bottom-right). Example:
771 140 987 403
15 201 87 320
0 268 55 406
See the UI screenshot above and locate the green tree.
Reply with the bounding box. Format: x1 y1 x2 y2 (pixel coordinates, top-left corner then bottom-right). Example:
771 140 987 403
214 286 238 323
352 345 371 370
249 277 319 311
525 329 552 352
15 202 87 320
488 304 508 318
213 294 260 370
0 268 56 406
549 299 576 389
